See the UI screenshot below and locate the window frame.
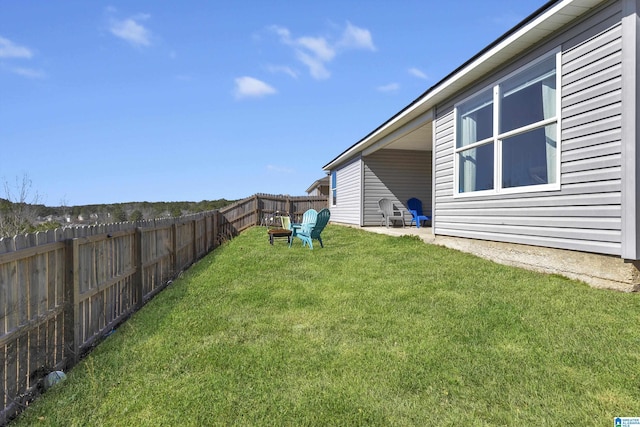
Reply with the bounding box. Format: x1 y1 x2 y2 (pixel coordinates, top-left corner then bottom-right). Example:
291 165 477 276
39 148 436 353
331 170 337 206
453 48 562 198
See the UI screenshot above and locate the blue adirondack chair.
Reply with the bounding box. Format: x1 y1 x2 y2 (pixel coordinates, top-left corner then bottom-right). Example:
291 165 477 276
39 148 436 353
407 197 431 228
290 208 330 249
290 209 317 235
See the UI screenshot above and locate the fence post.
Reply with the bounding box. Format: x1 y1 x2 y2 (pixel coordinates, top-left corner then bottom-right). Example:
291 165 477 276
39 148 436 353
63 239 79 367
254 195 261 226
134 228 143 309
204 214 210 252
213 211 219 248
192 218 197 262
171 222 177 273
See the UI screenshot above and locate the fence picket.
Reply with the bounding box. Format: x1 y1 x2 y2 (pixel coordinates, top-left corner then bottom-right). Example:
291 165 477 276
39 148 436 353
0 259 6 424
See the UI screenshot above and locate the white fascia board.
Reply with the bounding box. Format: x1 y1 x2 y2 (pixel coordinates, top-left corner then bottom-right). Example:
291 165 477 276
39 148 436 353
323 0 604 171
410 0 599 111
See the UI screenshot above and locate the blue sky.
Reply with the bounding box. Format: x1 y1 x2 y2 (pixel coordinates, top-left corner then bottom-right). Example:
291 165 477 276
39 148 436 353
1 0 545 206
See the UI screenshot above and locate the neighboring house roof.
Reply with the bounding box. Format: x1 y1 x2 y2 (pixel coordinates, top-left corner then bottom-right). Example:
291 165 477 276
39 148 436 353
323 0 604 171
306 176 329 193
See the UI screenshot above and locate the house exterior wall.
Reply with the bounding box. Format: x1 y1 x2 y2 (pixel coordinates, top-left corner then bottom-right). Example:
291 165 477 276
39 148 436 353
362 149 432 226
308 186 329 196
433 0 626 256
329 156 362 225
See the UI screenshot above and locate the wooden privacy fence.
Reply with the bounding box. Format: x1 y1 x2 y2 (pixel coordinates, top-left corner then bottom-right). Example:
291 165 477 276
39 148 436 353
0 193 327 424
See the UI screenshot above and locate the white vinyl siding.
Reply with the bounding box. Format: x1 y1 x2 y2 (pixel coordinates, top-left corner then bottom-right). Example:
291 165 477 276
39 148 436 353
329 157 362 225
434 1 624 256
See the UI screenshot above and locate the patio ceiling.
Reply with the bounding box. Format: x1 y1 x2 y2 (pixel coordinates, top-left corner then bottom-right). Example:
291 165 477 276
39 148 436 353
364 120 432 154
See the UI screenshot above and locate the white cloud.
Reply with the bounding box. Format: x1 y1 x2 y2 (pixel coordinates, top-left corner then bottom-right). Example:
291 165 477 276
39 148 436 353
408 67 428 79
11 67 46 79
109 14 152 47
234 76 277 99
268 21 374 80
266 65 298 79
0 36 33 59
270 25 291 41
296 51 330 80
337 22 376 52
0 36 45 79
377 82 399 93
297 36 335 62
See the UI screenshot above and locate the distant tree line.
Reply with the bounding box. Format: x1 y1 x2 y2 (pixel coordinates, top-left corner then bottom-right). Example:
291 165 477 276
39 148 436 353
0 179 236 239
57 199 237 222
0 174 239 238
1 198 237 238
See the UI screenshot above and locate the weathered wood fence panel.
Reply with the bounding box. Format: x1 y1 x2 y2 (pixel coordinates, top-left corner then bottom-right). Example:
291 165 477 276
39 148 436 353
0 237 68 424
140 225 174 301
174 221 194 273
0 194 327 424
256 193 330 225
219 196 256 238
73 229 138 361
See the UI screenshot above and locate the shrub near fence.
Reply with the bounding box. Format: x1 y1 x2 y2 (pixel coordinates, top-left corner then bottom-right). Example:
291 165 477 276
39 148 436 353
0 193 327 424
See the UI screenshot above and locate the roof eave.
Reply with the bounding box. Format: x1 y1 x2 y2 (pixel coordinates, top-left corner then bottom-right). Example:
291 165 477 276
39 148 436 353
305 176 330 193
322 0 604 171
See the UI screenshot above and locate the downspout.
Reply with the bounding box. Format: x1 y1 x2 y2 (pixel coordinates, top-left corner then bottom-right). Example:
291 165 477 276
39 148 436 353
431 107 437 236
621 0 640 260
360 155 365 227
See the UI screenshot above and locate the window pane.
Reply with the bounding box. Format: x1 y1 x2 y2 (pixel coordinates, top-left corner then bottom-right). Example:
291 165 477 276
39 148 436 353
502 124 557 188
456 88 493 148
331 171 337 205
459 143 494 192
500 55 556 134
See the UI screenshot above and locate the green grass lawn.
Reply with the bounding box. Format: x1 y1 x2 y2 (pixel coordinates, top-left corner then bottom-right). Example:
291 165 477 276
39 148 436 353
13 225 640 426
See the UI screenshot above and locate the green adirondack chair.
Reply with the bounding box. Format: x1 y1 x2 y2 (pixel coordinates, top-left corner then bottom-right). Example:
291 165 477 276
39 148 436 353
290 208 330 249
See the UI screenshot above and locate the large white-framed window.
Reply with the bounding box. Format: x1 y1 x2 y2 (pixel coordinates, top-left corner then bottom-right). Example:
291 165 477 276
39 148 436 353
454 49 561 197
